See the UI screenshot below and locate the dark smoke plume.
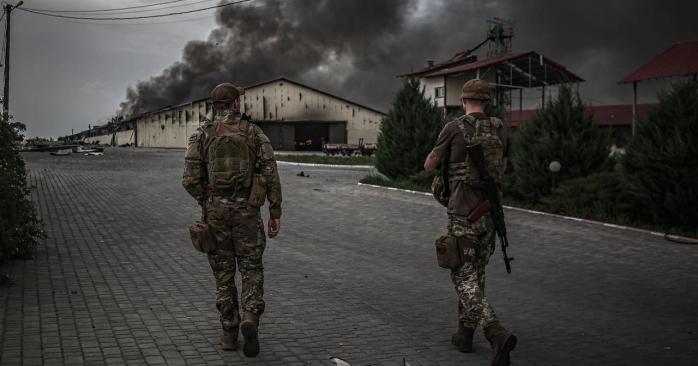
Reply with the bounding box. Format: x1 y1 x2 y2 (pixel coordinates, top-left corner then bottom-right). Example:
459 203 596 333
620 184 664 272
121 0 698 117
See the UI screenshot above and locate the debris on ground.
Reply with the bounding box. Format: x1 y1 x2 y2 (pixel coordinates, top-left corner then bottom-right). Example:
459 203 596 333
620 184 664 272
50 149 72 156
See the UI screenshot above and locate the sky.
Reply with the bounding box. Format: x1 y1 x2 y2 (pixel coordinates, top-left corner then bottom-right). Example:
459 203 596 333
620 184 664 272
7 0 698 138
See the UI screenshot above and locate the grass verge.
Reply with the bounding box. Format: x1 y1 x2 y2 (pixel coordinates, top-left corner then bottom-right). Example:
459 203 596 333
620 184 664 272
275 154 375 166
359 173 697 239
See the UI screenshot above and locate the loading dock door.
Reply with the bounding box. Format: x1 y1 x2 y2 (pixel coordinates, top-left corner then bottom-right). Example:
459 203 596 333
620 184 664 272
294 123 329 151
257 121 347 151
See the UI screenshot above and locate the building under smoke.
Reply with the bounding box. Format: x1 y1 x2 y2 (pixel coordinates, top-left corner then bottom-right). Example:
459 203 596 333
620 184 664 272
72 77 385 151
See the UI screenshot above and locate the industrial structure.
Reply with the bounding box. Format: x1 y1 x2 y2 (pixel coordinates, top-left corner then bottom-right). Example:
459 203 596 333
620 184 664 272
401 18 584 118
69 77 385 151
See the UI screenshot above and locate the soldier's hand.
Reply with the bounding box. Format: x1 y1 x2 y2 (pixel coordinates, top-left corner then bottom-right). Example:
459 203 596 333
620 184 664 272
268 219 280 238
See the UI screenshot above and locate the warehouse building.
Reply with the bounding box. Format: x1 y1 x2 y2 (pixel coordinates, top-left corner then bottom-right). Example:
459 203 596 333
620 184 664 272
68 77 385 151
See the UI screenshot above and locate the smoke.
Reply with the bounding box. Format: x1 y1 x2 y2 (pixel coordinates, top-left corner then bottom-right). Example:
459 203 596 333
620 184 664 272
120 0 698 116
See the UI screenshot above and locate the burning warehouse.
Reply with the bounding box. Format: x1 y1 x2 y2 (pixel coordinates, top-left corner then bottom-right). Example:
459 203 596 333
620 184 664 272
73 77 385 151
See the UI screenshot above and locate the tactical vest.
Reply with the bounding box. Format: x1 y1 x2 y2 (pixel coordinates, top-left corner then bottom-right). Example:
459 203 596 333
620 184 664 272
449 115 504 185
202 119 256 194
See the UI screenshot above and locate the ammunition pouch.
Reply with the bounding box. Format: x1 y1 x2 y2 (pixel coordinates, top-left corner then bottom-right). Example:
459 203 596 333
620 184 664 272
247 173 267 207
435 234 462 269
189 221 217 253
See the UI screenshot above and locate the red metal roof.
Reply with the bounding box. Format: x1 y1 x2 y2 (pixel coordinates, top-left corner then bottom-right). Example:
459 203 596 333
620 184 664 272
424 52 528 77
621 40 698 83
506 104 655 127
422 51 583 86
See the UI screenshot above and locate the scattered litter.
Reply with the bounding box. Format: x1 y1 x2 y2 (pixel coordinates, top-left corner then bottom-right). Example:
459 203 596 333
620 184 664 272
297 171 310 178
84 152 104 156
50 149 72 156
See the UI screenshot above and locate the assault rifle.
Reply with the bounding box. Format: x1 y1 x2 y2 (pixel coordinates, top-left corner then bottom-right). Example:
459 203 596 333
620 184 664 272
466 143 514 273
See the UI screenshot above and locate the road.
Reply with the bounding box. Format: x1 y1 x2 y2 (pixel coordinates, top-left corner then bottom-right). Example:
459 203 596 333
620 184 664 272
1 147 696 365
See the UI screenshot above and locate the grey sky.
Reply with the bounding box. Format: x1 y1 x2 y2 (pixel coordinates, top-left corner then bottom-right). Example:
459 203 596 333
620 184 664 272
8 0 698 138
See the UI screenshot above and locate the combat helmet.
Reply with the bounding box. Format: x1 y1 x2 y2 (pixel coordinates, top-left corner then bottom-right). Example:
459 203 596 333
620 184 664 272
460 79 491 101
210 83 244 103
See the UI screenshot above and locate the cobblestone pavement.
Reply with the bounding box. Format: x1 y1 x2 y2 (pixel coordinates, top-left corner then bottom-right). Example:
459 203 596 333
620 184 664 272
2 147 697 366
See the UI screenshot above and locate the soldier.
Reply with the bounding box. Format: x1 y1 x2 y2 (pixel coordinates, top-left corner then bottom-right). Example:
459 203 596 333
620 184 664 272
182 82 282 357
424 79 517 366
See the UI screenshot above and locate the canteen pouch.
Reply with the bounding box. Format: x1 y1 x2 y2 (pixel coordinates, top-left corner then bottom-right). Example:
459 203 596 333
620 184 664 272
189 222 216 253
247 173 267 207
434 234 463 269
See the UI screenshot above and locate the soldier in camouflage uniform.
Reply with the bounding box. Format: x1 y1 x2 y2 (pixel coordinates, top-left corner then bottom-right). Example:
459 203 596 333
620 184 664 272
424 79 517 366
182 83 282 358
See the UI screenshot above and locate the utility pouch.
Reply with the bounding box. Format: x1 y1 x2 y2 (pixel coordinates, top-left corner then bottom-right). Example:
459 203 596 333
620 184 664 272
189 203 216 253
434 234 463 269
431 176 449 207
247 173 267 207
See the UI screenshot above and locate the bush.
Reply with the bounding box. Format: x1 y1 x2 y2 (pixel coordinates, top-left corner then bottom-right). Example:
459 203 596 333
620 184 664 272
1 117 43 262
540 171 634 223
509 84 610 202
622 80 698 234
376 78 444 179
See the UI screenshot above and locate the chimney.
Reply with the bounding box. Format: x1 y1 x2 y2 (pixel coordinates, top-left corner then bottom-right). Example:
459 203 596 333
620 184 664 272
427 60 435 67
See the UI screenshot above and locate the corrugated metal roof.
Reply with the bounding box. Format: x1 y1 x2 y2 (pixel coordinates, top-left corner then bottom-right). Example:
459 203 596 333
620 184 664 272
621 40 698 83
423 51 584 86
506 104 655 127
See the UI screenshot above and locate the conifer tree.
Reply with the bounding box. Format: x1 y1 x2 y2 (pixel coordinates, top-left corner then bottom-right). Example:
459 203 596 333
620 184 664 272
623 80 698 233
510 84 610 202
376 78 444 179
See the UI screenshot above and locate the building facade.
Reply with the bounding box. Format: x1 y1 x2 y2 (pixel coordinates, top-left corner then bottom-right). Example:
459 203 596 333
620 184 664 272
66 78 385 151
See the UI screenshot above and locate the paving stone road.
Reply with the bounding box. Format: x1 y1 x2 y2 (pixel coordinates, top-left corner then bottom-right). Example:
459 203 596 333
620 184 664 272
1 147 697 366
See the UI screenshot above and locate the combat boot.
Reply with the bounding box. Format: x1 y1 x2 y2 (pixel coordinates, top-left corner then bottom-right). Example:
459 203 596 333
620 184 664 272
484 323 517 366
451 322 475 353
220 328 238 351
240 312 260 357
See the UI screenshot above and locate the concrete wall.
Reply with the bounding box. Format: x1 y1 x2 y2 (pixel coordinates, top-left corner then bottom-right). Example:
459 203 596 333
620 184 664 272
242 80 383 144
83 130 134 145
135 100 208 148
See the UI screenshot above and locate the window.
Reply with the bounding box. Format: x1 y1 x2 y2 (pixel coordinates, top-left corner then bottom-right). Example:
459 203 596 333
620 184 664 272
435 86 445 98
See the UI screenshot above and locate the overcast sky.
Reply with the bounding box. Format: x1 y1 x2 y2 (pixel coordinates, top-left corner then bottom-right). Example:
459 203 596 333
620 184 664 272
7 0 698 138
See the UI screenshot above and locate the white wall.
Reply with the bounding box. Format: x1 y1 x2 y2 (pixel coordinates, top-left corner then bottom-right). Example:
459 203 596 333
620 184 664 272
83 130 134 145
420 76 445 107
242 80 384 144
136 101 208 148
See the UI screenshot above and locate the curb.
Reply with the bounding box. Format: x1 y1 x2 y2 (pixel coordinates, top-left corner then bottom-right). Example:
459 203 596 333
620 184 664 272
278 161 375 169
357 182 697 243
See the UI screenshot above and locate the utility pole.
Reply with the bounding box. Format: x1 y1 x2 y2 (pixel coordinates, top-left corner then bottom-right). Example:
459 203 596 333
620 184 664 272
3 1 23 117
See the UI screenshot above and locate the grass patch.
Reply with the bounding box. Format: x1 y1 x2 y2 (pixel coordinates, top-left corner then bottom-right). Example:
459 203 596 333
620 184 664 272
276 154 375 166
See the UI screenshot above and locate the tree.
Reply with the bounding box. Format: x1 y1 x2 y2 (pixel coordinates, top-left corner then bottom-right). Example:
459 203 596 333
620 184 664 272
509 84 610 202
0 115 43 262
623 80 698 234
376 78 444 179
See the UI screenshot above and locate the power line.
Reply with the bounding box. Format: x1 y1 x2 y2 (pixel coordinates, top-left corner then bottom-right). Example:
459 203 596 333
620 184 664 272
27 0 218 16
17 0 253 21
23 0 189 13
56 13 217 27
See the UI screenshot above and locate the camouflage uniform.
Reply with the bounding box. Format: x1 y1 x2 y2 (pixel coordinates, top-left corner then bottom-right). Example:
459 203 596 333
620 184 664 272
431 111 508 331
182 110 282 333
